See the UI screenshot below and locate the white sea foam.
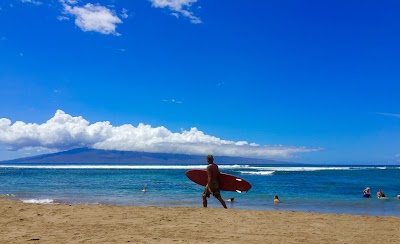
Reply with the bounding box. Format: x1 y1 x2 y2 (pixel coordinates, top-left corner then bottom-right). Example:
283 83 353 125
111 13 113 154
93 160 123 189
0 165 395 171
247 166 398 171
0 194 15 198
0 164 250 170
219 164 249 169
22 199 56 204
243 166 353 171
239 171 275 175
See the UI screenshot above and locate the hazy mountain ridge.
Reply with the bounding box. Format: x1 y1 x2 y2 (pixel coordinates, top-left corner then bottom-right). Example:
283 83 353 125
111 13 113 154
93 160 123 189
0 148 300 165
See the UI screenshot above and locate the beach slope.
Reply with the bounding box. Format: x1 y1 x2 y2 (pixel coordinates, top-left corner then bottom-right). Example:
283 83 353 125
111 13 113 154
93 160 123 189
1 200 399 243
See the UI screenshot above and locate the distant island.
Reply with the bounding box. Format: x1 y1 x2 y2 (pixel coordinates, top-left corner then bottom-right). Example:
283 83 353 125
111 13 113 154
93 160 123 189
0 148 300 165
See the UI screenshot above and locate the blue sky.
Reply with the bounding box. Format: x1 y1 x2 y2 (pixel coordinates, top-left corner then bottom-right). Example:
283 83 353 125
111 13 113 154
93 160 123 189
0 0 399 164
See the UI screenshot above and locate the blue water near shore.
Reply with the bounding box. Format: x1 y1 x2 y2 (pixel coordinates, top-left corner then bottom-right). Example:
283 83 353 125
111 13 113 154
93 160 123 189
1 163 399 216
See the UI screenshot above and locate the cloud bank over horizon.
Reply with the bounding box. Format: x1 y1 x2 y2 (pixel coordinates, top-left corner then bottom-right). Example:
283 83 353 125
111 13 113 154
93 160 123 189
0 110 321 159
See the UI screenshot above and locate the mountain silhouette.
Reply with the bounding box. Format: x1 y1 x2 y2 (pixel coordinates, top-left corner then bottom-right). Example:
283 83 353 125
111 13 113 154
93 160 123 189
0 148 300 165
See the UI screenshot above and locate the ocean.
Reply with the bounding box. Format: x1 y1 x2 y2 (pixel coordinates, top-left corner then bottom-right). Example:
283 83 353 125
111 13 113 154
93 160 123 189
1 163 399 216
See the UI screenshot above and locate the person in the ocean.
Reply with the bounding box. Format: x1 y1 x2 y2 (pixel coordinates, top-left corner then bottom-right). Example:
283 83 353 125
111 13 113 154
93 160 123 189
274 195 280 204
202 155 227 209
227 197 234 203
363 187 371 198
377 189 386 199
142 184 147 192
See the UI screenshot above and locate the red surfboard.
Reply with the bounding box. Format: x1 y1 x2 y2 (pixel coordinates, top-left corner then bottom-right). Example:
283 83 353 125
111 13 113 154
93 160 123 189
185 169 252 192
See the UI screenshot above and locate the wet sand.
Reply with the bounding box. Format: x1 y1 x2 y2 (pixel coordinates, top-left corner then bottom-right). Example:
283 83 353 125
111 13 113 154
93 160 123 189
1 200 399 243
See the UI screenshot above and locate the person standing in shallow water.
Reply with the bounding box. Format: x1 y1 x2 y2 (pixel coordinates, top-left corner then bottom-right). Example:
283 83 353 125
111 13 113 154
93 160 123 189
202 155 227 209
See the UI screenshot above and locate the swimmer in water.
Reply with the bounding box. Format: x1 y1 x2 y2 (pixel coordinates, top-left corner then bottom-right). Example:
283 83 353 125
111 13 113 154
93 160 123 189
363 187 371 198
377 189 387 199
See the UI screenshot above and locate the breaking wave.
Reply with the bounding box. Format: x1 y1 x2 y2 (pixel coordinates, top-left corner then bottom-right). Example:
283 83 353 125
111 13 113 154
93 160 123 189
238 171 275 175
21 199 58 204
0 164 397 171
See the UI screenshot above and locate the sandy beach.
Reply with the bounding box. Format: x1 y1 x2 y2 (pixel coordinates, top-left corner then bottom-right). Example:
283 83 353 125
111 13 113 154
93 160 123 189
0 200 399 243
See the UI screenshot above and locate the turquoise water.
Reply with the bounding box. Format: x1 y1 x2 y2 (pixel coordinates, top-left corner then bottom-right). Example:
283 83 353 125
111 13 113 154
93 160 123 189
1 163 399 216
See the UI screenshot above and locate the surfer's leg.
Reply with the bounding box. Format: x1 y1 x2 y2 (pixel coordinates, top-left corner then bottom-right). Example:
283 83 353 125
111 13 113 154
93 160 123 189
216 196 227 209
212 189 227 209
202 194 208 207
203 186 210 207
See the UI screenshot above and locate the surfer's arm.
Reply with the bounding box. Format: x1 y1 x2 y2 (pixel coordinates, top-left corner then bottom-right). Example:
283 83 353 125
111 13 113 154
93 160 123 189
206 165 212 184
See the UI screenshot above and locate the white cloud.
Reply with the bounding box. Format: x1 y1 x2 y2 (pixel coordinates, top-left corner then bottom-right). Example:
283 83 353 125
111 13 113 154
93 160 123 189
163 98 183 104
377 112 400 118
62 3 122 35
16 0 202 36
121 8 128 19
57 15 69 21
0 110 321 159
59 0 78 4
0 110 111 151
149 0 201 24
21 0 42 6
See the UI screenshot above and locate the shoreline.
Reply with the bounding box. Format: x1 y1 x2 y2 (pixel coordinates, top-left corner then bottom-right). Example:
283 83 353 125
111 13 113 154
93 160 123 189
3 194 400 217
1 200 399 243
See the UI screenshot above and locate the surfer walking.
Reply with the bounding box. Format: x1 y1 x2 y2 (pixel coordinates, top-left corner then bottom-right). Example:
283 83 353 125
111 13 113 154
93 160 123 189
203 155 227 209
